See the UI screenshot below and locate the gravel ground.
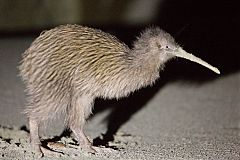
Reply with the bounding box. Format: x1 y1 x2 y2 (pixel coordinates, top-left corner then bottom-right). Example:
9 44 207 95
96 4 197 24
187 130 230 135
0 36 239 160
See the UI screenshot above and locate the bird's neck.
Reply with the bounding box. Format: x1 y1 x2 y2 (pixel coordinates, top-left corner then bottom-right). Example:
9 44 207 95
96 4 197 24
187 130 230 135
126 49 164 89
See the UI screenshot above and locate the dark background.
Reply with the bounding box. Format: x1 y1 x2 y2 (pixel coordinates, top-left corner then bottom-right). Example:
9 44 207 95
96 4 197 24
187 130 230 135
1 0 238 75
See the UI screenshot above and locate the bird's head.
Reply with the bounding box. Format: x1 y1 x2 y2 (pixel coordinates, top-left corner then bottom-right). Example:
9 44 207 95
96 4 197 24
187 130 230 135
133 27 220 74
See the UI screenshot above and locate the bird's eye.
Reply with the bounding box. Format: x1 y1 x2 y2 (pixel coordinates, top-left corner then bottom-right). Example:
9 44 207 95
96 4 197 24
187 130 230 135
166 46 169 49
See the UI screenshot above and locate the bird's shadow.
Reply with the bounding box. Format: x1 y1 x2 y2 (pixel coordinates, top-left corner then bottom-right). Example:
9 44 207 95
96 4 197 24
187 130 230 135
92 76 168 147
91 62 221 147
20 125 75 147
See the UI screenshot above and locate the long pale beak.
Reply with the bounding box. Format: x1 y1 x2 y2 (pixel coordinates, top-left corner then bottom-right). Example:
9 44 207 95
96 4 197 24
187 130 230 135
174 47 220 74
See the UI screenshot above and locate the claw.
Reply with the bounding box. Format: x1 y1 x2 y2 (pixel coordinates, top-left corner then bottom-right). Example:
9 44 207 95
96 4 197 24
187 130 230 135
41 146 63 157
32 144 63 158
81 145 97 154
32 145 43 158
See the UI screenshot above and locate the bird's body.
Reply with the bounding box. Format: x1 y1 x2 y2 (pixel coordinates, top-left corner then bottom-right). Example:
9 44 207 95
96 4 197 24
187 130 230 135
20 25 163 124
19 24 219 157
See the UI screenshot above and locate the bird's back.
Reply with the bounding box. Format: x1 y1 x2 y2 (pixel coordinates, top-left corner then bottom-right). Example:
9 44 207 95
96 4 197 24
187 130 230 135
19 25 131 100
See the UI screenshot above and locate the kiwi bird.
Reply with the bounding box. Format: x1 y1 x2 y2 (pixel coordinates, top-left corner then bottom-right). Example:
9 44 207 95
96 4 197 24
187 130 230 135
19 24 220 157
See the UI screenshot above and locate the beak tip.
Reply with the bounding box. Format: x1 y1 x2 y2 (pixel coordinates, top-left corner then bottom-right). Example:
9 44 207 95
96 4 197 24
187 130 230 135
212 68 220 74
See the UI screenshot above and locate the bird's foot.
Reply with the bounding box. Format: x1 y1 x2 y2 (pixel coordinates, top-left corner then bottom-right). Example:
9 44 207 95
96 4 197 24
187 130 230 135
32 144 43 158
40 146 63 157
80 144 97 154
31 143 63 158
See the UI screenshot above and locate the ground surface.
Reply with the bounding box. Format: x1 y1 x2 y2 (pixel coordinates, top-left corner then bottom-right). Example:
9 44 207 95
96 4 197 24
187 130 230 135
0 36 239 160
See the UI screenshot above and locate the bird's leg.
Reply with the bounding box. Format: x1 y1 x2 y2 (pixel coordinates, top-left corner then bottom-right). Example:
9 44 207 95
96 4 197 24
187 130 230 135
70 126 96 152
29 118 43 157
68 95 96 153
29 118 62 157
